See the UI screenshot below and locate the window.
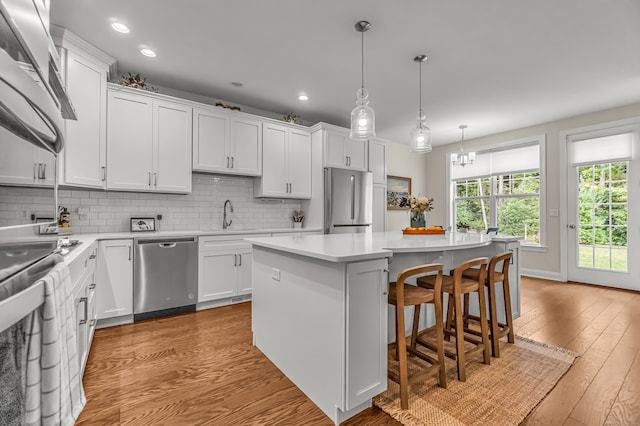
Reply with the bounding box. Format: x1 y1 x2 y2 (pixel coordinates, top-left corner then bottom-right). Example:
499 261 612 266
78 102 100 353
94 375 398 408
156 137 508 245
449 136 545 247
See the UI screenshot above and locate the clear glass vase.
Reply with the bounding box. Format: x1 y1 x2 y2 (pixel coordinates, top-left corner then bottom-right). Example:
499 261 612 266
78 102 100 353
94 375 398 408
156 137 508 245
410 211 425 228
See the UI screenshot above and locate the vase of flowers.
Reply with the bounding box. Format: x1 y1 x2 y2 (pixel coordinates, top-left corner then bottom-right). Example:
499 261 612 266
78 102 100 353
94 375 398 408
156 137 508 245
408 195 434 228
292 210 304 228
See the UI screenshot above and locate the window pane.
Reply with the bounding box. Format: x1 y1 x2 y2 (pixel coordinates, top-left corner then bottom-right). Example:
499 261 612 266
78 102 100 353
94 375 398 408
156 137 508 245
525 173 540 194
496 196 539 242
594 226 610 245
455 182 467 198
593 203 609 225
594 247 611 269
611 162 627 181
467 180 478 196
611 247 628 271
611 204 627 226
612 226 627 246
578 165 594 183
579 226 594 245
579 245 594 268
455 198 490 230
610 182 627 202
480 178 491 196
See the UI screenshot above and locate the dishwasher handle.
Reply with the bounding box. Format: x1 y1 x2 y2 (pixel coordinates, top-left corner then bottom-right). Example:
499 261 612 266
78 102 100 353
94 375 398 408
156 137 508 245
136 237 197 245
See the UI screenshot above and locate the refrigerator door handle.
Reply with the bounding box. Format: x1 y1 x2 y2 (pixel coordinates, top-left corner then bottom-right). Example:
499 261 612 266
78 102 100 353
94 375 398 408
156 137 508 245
350 174 355 220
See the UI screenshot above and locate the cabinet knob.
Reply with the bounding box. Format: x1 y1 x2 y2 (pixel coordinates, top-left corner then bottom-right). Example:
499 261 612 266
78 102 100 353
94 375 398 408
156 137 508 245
383 291 388 296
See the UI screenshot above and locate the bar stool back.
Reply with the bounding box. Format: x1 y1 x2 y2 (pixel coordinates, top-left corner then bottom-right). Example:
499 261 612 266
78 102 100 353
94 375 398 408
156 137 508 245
462 251 515 357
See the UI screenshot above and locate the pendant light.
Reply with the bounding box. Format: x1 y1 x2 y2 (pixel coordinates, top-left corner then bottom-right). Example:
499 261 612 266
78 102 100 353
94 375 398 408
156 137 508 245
350 20 375 140
409 54 431 153
451 125 476 167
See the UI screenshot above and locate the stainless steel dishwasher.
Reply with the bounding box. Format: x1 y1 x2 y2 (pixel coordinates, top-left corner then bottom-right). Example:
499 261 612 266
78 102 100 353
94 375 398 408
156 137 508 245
134 237 198 321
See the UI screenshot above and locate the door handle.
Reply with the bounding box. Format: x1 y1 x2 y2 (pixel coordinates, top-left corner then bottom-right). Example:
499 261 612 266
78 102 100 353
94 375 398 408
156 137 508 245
226 157 230 168
154 172 158 187
345 156 349 166
289 183 292 193
233 254 237 266
38 163 44 179
41 163 46 179
350 174 356 220
239 254 242 267
33 163 37 179
148 172 151 186
89 254 96 260
128 246 131 261
568 224 576 229
159 243 177 248
102 166 106 181
231 157 234 168
79 297 88 325
89 283 96 289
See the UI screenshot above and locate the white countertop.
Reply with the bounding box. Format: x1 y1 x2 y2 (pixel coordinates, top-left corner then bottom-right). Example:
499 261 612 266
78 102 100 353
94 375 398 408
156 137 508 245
54 227 321 266
246 232 521 263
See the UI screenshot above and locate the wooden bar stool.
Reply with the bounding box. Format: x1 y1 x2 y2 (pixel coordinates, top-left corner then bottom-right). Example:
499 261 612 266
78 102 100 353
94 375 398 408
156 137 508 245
462 252 515 357
388 264 447 409
416 257 490 382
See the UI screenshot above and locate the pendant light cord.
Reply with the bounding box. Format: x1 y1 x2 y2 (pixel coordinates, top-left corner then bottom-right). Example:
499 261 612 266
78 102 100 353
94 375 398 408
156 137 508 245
361 31 365 90
418 61 422 119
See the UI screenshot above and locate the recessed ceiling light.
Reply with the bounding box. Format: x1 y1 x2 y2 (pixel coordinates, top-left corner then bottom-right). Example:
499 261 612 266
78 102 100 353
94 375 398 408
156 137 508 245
111 22 129 33
298 94 309 101
140 48 156 58
231 81 243 87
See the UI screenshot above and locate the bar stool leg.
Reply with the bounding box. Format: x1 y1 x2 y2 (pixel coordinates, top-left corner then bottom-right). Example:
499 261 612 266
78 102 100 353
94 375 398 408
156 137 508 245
445 294 454 341
487 279 501 357
463 293 470 328
477 285 491 365
503 276 515 344
453 292 467 381
434 294 447 388
396 300 409 409
410 304 421 352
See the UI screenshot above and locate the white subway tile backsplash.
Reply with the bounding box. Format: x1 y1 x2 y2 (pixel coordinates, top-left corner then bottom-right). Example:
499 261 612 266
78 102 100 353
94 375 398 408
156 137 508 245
0 173 300 232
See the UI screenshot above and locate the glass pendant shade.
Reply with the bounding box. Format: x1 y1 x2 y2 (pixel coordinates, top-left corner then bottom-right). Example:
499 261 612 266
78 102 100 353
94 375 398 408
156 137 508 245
350 87 375 139
410 111 432 153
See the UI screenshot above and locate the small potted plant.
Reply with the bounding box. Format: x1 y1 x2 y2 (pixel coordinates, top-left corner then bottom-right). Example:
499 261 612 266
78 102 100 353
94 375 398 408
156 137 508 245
457 221 470 233
292 210 304 228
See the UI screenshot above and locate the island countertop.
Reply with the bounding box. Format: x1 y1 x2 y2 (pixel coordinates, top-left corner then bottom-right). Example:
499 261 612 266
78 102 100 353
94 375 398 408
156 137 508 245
246 231 521 263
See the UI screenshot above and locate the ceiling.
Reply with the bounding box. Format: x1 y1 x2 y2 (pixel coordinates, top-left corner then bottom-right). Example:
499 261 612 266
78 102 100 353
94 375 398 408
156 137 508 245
51 0 640 146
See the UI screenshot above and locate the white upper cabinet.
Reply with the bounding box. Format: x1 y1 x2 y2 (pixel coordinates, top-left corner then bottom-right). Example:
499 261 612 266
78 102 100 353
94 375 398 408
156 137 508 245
60 50 107 188
317 124 369 171
193 107 262 176
369 139 387 185
106 90 154 191
255 122 311 199
106 87 192 193
153 100 192 193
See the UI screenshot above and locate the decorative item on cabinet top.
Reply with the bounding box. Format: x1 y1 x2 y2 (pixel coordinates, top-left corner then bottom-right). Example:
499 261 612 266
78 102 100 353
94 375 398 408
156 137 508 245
282 113 302 125
118 72 158 92
215 101 241 111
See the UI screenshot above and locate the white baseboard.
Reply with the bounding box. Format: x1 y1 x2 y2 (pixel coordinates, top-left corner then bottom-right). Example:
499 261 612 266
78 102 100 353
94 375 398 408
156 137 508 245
521 268 563 282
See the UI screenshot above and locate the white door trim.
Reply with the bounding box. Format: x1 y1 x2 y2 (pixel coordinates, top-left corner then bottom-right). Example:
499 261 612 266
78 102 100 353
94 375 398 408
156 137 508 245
559 116 640 283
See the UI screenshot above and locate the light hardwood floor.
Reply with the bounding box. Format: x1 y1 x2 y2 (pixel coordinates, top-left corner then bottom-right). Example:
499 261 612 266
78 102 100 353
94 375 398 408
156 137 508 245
78 277 640 425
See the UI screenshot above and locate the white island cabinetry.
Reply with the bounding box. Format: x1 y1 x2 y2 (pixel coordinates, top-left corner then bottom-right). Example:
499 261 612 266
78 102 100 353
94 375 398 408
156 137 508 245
248 232 521 425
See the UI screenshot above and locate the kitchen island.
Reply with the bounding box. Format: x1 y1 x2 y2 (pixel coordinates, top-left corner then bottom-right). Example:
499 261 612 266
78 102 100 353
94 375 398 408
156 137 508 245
247 232 521 424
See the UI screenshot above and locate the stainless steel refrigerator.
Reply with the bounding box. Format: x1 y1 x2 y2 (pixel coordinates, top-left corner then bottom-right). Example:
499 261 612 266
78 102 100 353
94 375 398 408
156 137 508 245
324 167 373 234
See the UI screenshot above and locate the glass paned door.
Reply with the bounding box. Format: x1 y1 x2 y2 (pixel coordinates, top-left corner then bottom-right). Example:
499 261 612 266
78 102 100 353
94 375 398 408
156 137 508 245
568 158 638 290
576 163 627 271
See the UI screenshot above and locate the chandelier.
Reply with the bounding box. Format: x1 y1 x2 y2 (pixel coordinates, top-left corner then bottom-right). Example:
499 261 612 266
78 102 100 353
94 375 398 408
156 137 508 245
451 125 475 167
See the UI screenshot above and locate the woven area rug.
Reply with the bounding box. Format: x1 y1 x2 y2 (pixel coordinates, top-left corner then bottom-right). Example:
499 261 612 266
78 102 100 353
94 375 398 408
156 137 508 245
373 336 579 426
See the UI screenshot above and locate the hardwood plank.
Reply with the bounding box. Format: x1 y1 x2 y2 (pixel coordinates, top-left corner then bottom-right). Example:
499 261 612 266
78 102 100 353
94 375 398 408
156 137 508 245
604 351 640 425
568 337 638 425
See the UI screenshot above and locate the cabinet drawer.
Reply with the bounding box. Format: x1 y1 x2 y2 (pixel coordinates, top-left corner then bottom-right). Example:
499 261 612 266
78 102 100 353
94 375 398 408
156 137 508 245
68 243 97 286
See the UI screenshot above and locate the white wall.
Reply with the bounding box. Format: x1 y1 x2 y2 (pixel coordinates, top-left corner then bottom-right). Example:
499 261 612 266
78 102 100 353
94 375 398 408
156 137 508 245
423 102 640 277
384 142 434 231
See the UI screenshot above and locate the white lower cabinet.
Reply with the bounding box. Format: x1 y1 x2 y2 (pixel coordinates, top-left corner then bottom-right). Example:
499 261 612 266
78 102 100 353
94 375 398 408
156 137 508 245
198 238 252 302
96 239 133 320
69 241 97 374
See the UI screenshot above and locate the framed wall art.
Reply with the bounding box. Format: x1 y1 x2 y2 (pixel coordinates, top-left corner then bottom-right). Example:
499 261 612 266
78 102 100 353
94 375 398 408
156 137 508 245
387 175 412 210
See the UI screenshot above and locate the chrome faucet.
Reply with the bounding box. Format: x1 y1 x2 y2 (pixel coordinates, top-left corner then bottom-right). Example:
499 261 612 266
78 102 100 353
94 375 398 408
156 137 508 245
223 199 234 229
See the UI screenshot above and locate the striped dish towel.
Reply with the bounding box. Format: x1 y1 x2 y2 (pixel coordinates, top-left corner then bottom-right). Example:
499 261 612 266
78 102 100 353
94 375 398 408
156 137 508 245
24 260 86 426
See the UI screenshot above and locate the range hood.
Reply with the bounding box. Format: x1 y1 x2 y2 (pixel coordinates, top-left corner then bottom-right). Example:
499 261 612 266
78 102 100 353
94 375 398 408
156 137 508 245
0 0 70 154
